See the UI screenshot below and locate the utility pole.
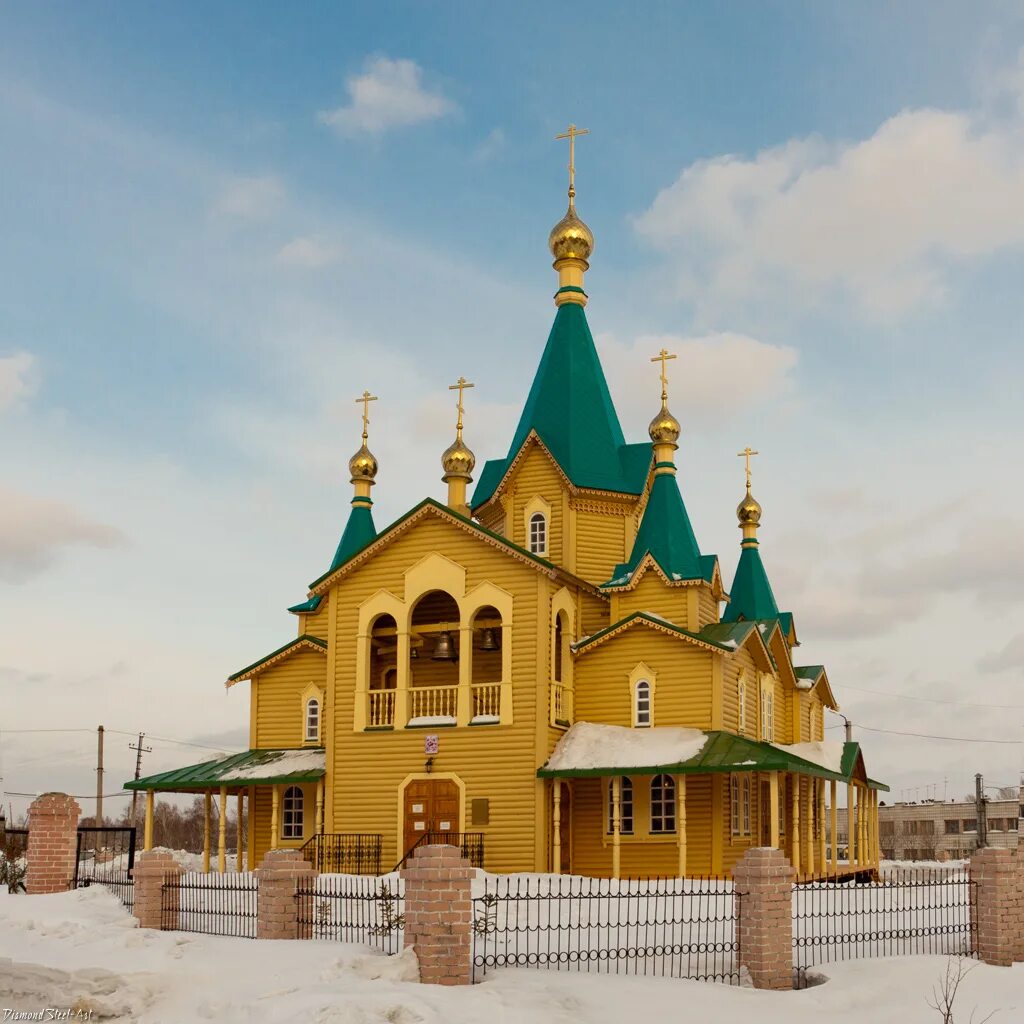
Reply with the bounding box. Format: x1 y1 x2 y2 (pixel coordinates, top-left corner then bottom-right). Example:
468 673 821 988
975 773 988 849
128 733 152 823
844 719 852 743
95 725 105 826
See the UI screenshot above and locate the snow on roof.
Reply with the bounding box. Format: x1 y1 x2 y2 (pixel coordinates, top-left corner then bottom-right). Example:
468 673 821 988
544 722 708 773
228 748 326 781
777 740 844 774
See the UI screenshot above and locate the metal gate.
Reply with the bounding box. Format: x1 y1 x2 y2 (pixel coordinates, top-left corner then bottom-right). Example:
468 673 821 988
74 826 137 909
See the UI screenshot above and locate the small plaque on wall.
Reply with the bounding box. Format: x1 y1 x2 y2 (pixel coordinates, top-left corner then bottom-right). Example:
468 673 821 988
471 798 490 826
424 734 439 755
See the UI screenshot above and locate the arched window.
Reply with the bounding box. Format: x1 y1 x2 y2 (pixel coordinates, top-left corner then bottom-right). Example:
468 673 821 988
529 512 547 555
737 676 747 735
634 680 652 728
554 615 564 683
282 786 304 839
607 777 634 835
305 698 320 742
650 774 676 834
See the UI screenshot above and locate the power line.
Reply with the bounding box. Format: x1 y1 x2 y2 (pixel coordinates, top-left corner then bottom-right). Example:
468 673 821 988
839 684 1024 711
828 718 1023 745
2 727 239 753
5 790 131 799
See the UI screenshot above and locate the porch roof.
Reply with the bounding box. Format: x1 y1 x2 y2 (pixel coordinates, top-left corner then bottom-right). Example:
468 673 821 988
124 747 326 792
537 723 888 790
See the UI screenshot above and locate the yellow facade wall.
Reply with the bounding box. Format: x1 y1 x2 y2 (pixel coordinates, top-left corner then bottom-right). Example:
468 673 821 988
573 507 628 585
299 595 331 641
251 650 327 749
507 447 565 565
611 574 690 628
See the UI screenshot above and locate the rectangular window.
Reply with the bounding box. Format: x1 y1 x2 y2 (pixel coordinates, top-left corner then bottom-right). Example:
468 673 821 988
730 774 752 836
920 819 935 835
607 778 634 836
880 820 895 836
945 819 960 834
737 679 746 735
650 775 676 834
760 687 774 742
963 819 977 833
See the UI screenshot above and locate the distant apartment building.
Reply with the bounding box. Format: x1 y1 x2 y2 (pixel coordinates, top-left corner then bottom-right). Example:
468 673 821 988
833 797 1020 861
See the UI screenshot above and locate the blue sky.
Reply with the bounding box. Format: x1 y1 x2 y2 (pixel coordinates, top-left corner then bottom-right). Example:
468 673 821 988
3 2 1024 815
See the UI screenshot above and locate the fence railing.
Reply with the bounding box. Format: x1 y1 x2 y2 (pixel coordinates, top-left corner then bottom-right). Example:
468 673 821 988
162 871 258 938
549 682 572 727
73 826 136 910
473 875 739 985
301 833 383 875
792 867 977 987
295 875 405 954
394 832 485 872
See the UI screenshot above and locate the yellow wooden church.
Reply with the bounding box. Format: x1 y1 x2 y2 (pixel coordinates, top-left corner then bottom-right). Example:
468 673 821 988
127 128 886 880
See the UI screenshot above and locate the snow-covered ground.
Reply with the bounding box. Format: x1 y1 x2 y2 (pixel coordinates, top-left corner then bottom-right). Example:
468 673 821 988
1 885 1022 1023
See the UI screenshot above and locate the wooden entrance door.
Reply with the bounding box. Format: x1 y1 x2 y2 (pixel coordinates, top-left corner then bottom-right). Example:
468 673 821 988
403 779 460 857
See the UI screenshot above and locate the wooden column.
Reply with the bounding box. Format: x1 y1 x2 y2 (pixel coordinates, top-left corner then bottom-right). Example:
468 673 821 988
456 626 473 727
144 790 154 851
859 788 867 866
552 780 562 873
236 791 244 870
801 778 812 876
830 780 838 878
847 783 856 868
202 792 212 873
395 631 411 728
817 780 826 876
611 777 622 881
218 785 227 874
316 779 324 835
790 776 801 876
271 785 281 850
676 775 687 878
246 786 255 871
768 772 780 848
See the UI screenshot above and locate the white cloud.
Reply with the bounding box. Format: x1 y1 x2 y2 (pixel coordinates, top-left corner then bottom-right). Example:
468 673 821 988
318 56 455 137
0 352 37 410
637 83 1024 317
473 127 506 162
276 236 339 269
978 633 1024 673
0 488 124 583
215 175 285 219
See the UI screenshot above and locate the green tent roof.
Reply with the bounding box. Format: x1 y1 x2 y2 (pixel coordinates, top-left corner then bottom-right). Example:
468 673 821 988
472 304 651 507
722 539 780 623
603 470 716 587
124 748 326 791
329 501 377 574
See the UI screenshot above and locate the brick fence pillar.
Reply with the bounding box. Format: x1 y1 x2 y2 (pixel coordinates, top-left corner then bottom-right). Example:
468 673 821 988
133 849 183 930
400 844 474 985
732 846 795 990
256 848 317 940
25 793 81 894
1015 848 1024 964
971 847 1019 966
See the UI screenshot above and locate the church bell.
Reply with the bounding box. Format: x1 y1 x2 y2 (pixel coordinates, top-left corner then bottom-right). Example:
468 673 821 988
478 627 499 651
431 631 456 661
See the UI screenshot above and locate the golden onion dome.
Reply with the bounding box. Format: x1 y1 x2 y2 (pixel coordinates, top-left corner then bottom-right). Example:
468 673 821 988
648 402 681 446
348 443 378 483
548 203 595 263
737 489 762 527
441 436 476 478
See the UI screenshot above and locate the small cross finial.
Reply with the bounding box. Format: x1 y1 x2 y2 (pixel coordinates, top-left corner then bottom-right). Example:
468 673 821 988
650 348 677 403
737 446 759 491
555 123 590 203
355 390 378 442
448 376 475 439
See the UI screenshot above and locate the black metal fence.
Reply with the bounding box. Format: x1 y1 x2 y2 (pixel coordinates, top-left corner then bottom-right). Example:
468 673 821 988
162 872 258 938
395 832 485 871
74 826 136 910
792 868 977 987
296 875 405 953
473 875 739 984
301 833 383 875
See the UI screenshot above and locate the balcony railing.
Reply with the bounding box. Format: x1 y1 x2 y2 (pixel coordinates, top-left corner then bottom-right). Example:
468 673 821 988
368 690 396 728
364 682 508 729
471 682 501 723
409 684 458 723
550 681 573 728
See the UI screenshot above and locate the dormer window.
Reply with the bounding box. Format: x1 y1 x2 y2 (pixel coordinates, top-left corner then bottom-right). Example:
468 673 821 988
305 697 320 742
529 512 547 555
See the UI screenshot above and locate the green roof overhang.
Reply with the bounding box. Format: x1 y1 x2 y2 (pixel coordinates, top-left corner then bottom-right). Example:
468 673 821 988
227 634 327 684
124 748 326 792
573 612 736 654
538 730 888 791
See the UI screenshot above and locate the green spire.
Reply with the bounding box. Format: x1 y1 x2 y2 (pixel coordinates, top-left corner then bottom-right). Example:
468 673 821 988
604 470 713 587
329 501 376 573
472 304 649 507
722 540 779 622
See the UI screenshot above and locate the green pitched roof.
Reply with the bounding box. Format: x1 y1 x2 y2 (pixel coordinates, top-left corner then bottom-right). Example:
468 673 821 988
227 634 326 683
574 611 735 654
603 470 715 587
329 502 377 573
794 665 825 683
471 304 650 507
125 748 326 792
722 540 779 623
287 595 322 615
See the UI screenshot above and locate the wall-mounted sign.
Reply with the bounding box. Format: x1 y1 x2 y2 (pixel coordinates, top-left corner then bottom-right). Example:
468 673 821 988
424 734 439 755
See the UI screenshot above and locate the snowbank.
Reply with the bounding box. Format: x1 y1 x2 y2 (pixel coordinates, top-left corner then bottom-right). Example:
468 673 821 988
543 722 708 772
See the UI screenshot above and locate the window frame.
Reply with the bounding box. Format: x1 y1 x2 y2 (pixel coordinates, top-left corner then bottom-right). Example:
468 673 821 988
650 774 676 835
607 777 634 836
730 773 752 837
282 785 305 840
528 511 547 556
634 679 652 728
737 674 747 735
305 697 320 742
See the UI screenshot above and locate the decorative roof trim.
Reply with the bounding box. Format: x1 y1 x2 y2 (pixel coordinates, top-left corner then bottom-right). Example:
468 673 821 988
600 551 725 596
573 611 735 656
226 635 327 686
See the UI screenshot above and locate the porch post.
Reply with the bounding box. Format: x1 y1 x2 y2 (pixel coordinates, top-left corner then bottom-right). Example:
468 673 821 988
801 778 812 876
218 785 227 873
395 630 410 728
144 790 154 851
790 775 801 876
817 779 826 876
768 771 780 848
202 792 211 873
847 783 856 867
236 791 244 869
859 788 867 866
316 778 324 835
552 779 562 873
830 780 838 877
676 775 687 878
611 776 622 880
456 626 473 727
271 785 280 850
246 786 255 871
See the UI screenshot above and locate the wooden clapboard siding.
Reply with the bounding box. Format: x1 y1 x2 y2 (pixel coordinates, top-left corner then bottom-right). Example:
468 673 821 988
508 446 565 565
575 630 713 730
252 650 326 748
696 586 720 629
574 508 627 585
250 783 316 866
722 647 758 735
299 595 330 640
612 574 690 628
325 515 561 872
799 693 813 743
577 589 610 641
475 503 505 537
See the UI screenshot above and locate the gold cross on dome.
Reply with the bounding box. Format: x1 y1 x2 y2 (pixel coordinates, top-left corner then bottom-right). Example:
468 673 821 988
737 446 760 490
448 376 474 438
355 390 378 441
650 348 677 401
555 123 590 199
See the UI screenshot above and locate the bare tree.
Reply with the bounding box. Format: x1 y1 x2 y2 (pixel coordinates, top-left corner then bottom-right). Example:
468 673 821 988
927 958 997 1024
